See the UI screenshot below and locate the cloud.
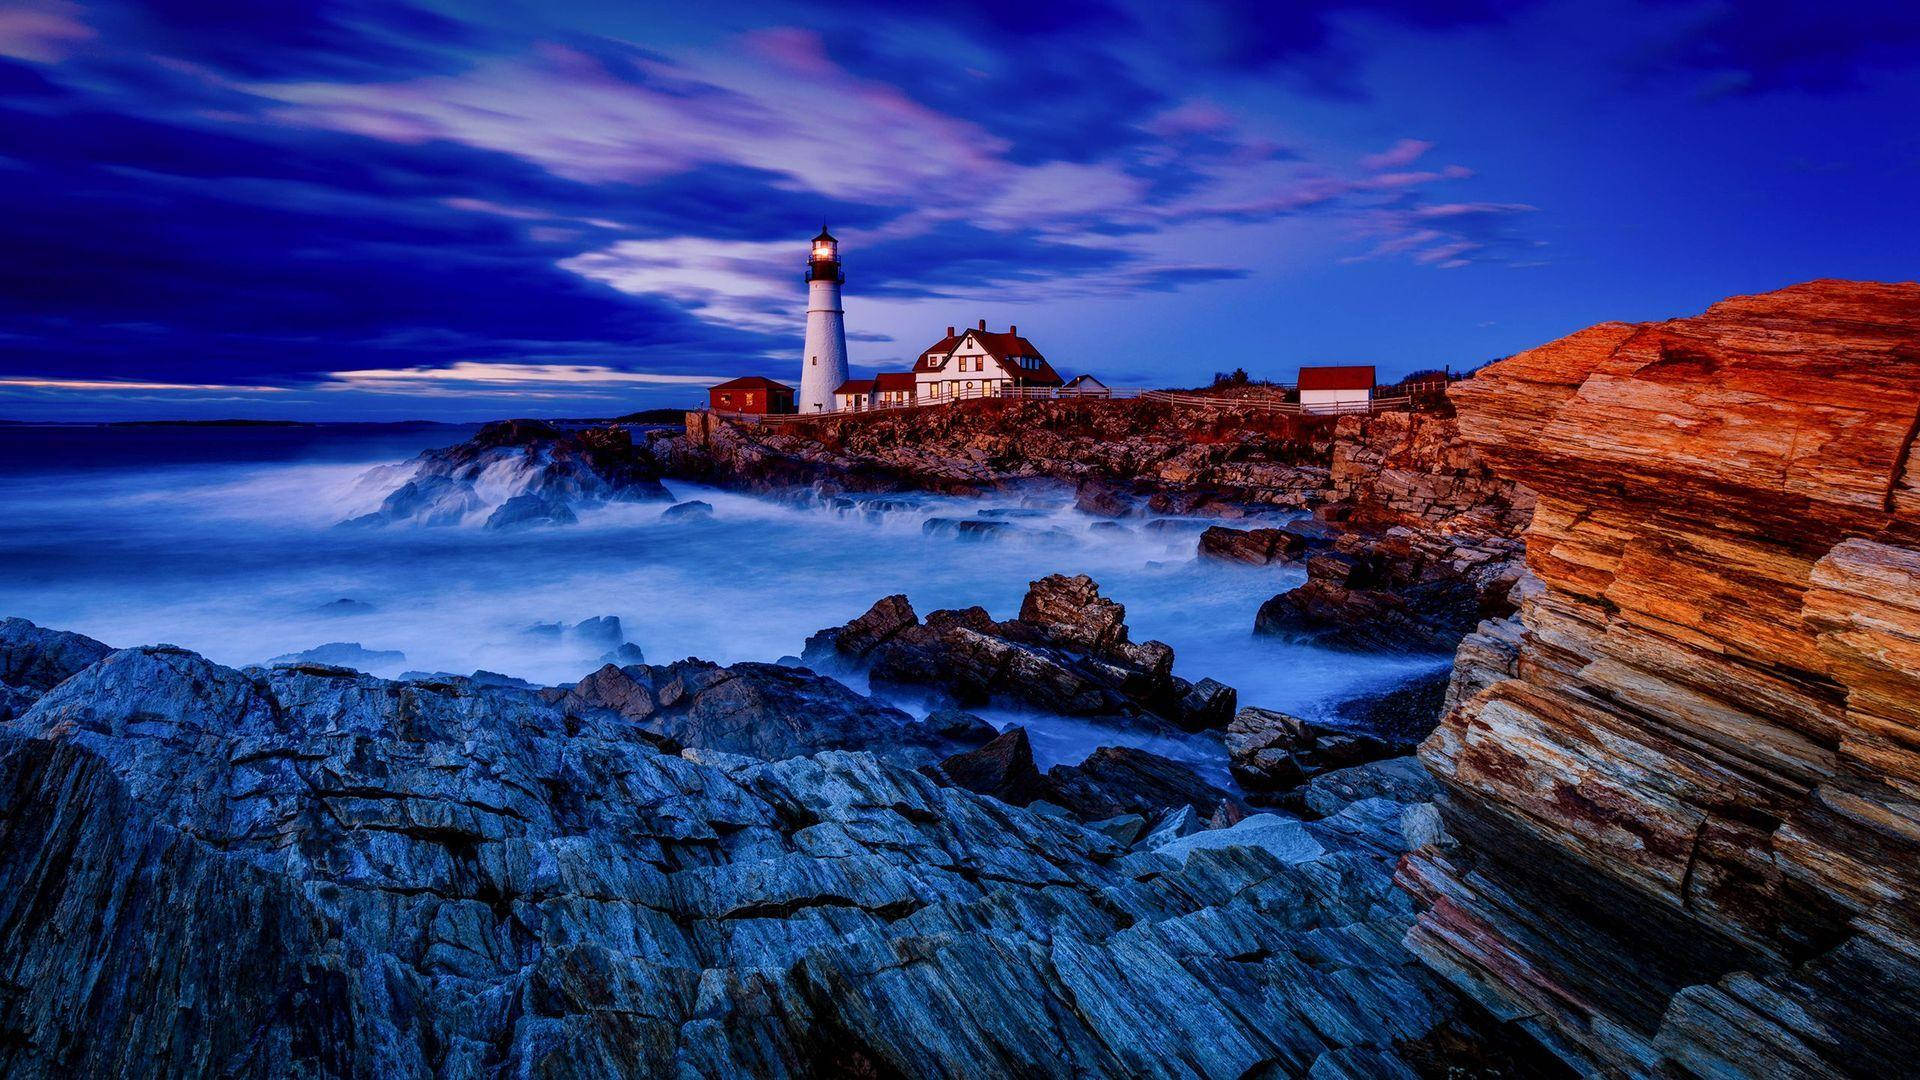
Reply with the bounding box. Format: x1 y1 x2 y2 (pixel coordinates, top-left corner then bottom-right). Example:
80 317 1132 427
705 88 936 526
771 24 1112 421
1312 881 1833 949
0 3 95 63
1360 138 1433 170
1640 0 1920 96
0 376 286 392
322 362 726 392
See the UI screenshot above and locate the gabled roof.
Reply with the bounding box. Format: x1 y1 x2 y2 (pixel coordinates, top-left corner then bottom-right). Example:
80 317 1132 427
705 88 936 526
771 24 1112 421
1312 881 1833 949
833 378 875 395
711 376 793 392
873 371 917 392
913 328 1063 385
914 333 964 369
1297 365 1375 392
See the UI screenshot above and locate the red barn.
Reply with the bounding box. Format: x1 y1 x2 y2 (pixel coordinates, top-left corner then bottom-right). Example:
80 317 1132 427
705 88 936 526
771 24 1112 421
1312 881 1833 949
1297 365 1375 414
709 376 795 415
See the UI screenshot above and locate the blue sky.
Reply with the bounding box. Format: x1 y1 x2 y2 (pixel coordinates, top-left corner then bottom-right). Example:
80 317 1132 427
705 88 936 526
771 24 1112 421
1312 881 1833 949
1 0 1915 420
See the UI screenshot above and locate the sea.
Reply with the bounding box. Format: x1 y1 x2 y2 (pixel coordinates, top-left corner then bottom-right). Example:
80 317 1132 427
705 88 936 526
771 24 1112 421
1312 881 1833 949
0 421 1449 781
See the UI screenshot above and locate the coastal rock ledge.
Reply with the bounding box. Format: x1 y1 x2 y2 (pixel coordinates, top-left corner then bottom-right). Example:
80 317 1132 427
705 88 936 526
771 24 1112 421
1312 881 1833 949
0 638 1506 1078
1401 280 1920 1077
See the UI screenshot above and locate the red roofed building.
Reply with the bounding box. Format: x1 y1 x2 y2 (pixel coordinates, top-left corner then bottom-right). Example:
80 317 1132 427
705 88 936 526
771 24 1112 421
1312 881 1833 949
709 376 795 415
913 319 1063 402
873 371 917 407
1297 365 1375 414
832 378 876 412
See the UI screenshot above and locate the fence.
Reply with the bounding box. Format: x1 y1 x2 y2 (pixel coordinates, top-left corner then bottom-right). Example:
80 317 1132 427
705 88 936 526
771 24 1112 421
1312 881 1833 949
1138 389 1416 415
709 382 1422 424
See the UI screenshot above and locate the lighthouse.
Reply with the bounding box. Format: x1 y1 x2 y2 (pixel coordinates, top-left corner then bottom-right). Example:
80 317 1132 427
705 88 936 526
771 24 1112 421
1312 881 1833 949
798 226 850 413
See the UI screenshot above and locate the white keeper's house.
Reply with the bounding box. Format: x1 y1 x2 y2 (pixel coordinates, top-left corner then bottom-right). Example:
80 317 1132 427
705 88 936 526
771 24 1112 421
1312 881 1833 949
912 320 1064 401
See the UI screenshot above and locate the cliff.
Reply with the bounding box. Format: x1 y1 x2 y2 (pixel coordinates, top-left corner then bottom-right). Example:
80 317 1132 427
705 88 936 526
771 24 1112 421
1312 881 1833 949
1401 280 1920 1076
672 397 1338 506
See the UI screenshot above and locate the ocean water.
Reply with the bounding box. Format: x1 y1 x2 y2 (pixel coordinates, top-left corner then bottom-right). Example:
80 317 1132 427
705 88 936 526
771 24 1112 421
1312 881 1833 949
0 423 1448 778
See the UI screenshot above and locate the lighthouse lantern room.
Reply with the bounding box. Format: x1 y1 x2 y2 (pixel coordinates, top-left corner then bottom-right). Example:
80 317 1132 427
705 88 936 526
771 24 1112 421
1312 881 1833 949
798 226 850 413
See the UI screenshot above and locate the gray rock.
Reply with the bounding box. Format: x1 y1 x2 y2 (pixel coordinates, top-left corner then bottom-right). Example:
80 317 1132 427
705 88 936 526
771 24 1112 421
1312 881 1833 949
662 499 714 520
1298 756 1438 818
0 635 1484 1079
0 617 112 720
267 641 406 669
1151 814 1325 865
484 491 577 529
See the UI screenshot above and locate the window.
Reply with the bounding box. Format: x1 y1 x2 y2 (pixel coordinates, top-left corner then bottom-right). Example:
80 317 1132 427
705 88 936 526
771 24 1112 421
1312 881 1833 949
811 356 817 366
746 393 756 406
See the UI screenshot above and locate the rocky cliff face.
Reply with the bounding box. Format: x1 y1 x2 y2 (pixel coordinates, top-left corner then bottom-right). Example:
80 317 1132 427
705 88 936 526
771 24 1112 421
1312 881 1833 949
1402 280 1920 1076
673 398 1336 505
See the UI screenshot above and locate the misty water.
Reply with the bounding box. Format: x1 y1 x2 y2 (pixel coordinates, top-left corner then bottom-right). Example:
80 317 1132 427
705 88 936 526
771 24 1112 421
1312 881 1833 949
0 423 1447 782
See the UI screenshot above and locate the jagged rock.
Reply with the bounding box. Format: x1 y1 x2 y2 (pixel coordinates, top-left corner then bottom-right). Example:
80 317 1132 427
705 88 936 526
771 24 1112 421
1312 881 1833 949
1329 668 1449 747
1019 573 1128 654
347 420 671 527
569 615 625 649
1197 525 1308 564
1139 804 1204 846
1152 814 1324 865
345 473 484 527
1403 280 1920 1077
662 499 714 520
1253 529 1521 653
0 637 1483 1078
1225 705 1407 799
811 579 1223 730
1176 677 1237 731
922 727 1052 807
922 516 1007 540
1074 477 1136 517
1046 746 1242 821
1085 813 1147 845
266 641 405 669
1 617 112 696
598 642 647 666
484 491 577 529
922 708 998 747
1297 757 1438 818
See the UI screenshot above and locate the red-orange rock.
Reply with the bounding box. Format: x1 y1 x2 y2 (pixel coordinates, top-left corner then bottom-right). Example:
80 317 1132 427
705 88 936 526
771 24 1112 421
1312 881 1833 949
1404 280 1920 1077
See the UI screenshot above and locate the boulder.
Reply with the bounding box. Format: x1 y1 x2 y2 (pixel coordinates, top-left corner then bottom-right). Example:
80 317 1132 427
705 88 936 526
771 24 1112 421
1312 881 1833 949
1196 525 1307 565
346 474 484 527
1175 677 1237 731
662 499 714 520
1073 477 1135 518
1046 746 1242 821
922 727 1053 807
484 491 577 529
0 618 112 721
1297 756 1438 818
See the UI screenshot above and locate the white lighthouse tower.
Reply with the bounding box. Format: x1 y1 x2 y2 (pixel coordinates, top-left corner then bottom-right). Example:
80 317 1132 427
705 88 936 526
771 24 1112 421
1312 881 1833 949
798 226 849 413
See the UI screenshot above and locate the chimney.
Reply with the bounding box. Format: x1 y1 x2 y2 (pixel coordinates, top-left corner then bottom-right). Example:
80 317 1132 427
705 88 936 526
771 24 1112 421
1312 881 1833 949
1008 324 1017 336
946 325 954 337
978 318 987 330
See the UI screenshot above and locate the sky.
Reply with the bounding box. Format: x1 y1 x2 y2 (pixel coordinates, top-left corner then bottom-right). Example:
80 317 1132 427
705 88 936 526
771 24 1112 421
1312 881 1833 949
0 0 1916 421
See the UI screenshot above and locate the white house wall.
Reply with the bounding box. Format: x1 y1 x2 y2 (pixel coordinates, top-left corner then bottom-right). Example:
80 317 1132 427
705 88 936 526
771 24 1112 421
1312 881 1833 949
1299 388 1373 414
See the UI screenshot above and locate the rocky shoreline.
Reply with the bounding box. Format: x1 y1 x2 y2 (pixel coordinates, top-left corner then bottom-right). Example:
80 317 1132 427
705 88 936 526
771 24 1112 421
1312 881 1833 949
3 280 1914 1076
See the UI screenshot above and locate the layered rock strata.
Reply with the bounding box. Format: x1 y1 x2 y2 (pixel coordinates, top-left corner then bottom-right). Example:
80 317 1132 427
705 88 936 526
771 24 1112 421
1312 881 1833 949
1402 280 1920 1077
0 639 1494 1078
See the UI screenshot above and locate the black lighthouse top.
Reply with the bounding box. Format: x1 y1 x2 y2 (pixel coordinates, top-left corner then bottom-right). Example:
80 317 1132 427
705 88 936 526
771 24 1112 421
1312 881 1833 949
807 226 843 283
